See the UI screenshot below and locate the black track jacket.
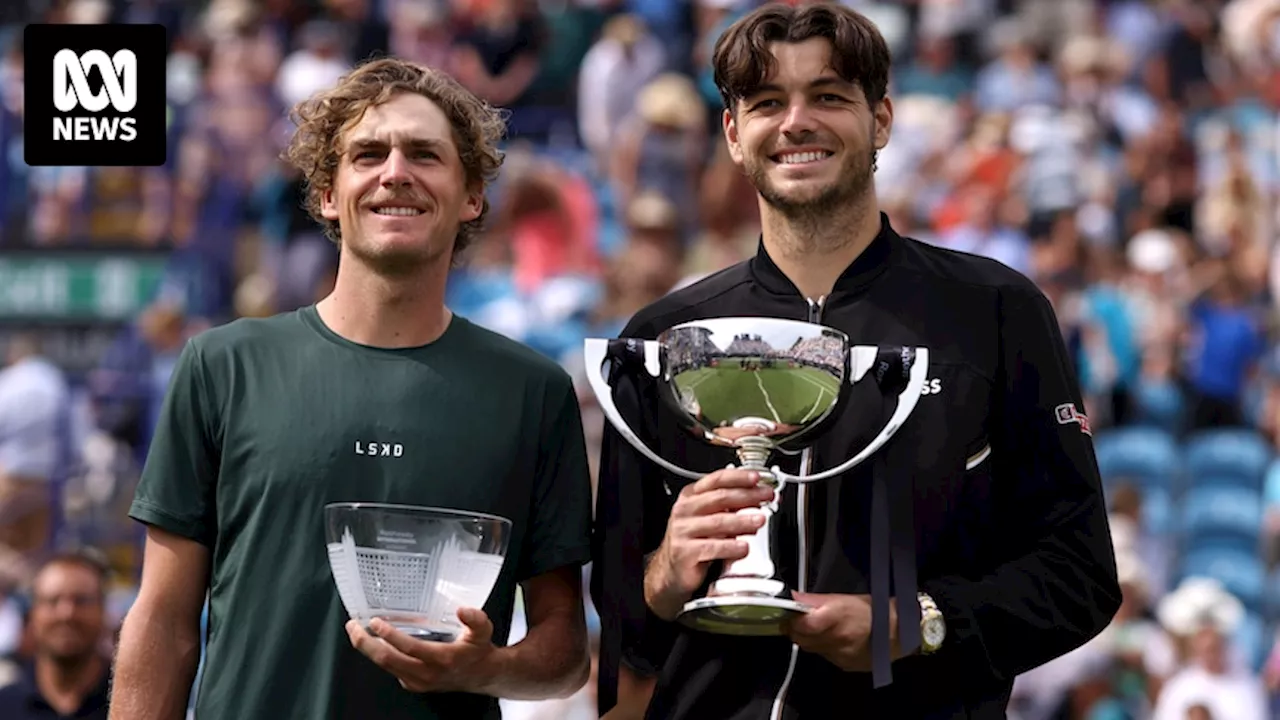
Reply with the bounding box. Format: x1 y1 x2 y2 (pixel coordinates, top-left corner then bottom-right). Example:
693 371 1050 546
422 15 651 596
590 214 1122 720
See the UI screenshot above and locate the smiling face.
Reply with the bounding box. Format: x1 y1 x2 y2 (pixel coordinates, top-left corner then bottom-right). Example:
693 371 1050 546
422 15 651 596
320 92 483 275
724 38 891 218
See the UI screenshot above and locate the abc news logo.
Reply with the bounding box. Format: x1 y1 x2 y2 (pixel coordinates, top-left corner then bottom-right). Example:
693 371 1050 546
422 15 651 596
25 24 166 167
53 49 139 142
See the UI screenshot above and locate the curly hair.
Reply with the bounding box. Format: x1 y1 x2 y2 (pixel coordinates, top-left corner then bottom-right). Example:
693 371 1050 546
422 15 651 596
282 57 506 259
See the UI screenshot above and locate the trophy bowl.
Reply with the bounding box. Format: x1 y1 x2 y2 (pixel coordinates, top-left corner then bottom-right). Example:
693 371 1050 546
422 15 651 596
325 503 512 642
655 317 849 460
585 317 929 636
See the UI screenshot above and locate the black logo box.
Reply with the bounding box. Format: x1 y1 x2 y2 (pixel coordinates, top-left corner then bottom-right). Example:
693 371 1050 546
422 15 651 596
24 24 168 167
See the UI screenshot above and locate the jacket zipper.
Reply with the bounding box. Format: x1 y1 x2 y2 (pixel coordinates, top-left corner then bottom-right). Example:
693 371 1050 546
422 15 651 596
769 295 825 720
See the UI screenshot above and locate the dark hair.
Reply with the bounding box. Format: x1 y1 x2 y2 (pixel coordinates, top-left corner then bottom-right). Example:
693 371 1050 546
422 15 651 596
35 548 111 598
712 2 891 112
283 57 506 259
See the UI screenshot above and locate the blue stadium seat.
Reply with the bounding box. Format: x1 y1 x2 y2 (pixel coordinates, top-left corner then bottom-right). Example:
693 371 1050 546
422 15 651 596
1140 486 1175 536
1131 381 1185 435
1183 429 1273 491
1180 547 1266 613
1093 427 1180 488
1179 485 1264 548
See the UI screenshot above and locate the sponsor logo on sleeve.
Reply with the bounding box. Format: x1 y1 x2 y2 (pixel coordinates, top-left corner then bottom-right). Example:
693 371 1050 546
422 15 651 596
1054 403 1092 436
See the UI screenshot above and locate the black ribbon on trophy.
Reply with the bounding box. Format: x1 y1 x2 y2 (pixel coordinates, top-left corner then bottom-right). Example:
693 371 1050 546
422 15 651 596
868 346 922 689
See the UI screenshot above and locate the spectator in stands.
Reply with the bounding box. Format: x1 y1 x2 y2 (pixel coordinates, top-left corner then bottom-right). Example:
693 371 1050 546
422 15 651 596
0 335 69 556
171 37 287 318
1195 133 1269 262
932 183 1031 276
609 73 708 243
452 0 545 119
577 14 668 174
680 141 760 281
1109 483 1171 598
589 195 684 338
385 0 455 71
972 19 1060 113
491 152 601 294
276 20 352 112
0 551 111 720
86 302 189 468
1076 246 1140 428
252 154 341 314
1106 535 1178 711
1185 265 1266 430
893 33 972 103
1152 577 1269 720
27 166 88 246
318 0 389 66
1121 227 1186 356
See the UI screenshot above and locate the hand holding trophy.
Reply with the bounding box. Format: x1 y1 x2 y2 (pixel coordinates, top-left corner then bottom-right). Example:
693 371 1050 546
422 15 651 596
643 467 774 622
584 317 929 635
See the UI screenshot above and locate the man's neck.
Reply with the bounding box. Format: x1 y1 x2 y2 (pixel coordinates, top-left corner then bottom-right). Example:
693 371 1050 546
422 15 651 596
37 654 103 714
317 252 453 348
760 194 882 300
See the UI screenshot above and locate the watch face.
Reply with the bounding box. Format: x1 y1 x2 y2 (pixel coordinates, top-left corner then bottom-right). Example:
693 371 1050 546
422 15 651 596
923 618 946 647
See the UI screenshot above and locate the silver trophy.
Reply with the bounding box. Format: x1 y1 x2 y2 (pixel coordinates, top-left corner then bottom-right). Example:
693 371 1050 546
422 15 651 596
584 317 929 636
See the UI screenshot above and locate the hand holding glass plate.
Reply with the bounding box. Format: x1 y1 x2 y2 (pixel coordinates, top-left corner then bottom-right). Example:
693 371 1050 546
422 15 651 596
325 503 512 642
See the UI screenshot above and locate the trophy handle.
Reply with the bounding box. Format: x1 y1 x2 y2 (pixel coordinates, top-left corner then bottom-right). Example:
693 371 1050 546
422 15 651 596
584 338 704 481
778 347 930 484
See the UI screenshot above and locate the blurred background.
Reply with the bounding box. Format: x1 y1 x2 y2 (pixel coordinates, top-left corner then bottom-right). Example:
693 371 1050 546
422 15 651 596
1 0 1280 718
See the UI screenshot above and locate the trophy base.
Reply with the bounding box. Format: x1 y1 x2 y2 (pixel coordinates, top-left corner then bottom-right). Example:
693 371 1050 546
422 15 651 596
677 595 810 637
363 618 457 643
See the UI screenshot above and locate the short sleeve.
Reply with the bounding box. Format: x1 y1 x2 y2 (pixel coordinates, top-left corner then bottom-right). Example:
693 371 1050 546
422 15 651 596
128 339 221 547
515 374 593 581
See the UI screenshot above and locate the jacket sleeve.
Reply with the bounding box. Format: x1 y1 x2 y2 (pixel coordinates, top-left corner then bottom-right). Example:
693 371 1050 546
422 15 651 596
590 327 680 713
920 278 1122 684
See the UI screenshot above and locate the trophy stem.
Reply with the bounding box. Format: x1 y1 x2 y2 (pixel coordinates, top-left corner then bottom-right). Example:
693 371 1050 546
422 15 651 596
702 436 784 599
734 437 774 481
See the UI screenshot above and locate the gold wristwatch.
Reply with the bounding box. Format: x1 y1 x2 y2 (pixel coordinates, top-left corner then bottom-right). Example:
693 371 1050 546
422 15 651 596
918 592 946 654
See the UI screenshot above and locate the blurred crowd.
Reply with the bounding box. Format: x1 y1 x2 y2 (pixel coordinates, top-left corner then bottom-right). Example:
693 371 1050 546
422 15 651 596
2 0 1280 717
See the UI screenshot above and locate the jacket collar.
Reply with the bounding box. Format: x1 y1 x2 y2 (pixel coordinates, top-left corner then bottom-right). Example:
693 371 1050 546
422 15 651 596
748 211 897 298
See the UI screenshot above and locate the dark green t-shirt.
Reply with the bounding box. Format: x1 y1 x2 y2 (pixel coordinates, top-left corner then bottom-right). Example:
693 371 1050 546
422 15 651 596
129 306 593 719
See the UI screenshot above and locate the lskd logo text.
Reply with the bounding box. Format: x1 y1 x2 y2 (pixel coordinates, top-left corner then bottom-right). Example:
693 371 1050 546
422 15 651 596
53 49 138 142
24 24 166 167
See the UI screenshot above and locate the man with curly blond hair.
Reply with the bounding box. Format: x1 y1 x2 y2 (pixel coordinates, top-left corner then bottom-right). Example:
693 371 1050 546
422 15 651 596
110 58 594 720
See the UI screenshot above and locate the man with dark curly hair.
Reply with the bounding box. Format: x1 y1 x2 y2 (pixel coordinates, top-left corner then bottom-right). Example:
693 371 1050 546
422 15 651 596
109 58 594 720
591 3 1119 719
